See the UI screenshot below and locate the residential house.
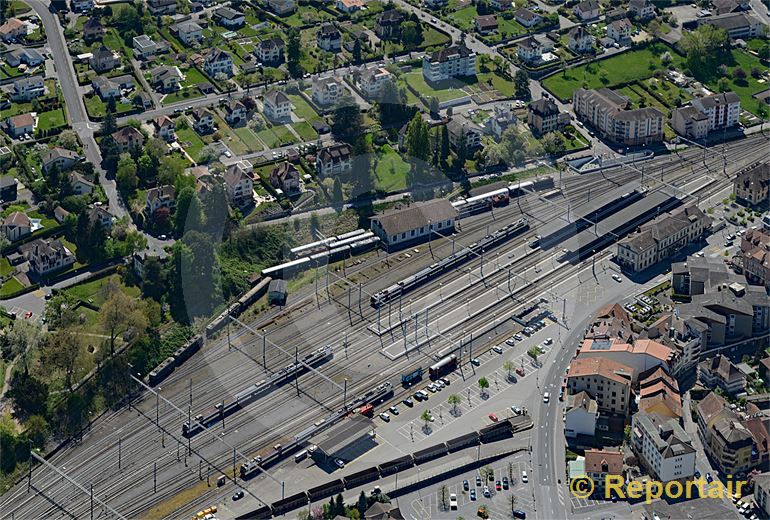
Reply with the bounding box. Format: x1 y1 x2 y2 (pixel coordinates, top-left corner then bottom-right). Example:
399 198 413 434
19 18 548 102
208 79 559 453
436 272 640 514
527 97 563 135
358 68 391 98
213 7 245 28
627 0 656 20
699 12 764 40
584 449 623 496
607 19 633 43
317 24 342 52
71 0 94 13
513 7 541 28
41 147 81 174
316 142 353 177
191 108 215 134
631 412 696 482
376 10 404 39
87 205 114 228
362 503 403 520
422 44 476 82
269 162 301 194
566 357 634 416
174 21 204 46
486 102 517 139
11 76 44 102
567 26 594 54
712 0 750 15
740 227 770 288
224 100 248 126
146 185 177 215
577 338 677 377
670 106 710 140
132 35 158 59
490 0 513 10
263 90 292 121
82 17 104 41
111 126 144 154
475 15 498 35
54 206 70 223
0 18 26 42
255 38 285 65
691 91 741 131
0 176 17 203
447 115 483 150
336 0 365 13
573 88 664 145
312 77 344 107
516 36 544 64
223 164 253 206
150 66 182 93
147 0 177 15
19 238 75 275
698 354 747 396
638 367 682 419
573 0 600 20
203 48 233 78
92 75 134 99
69 172 95 195
0 212 31 241
153 115 176 141
267 0 297 15
616 204 710 272
734 162 769 206
370 199 458 249
89 45 120 72
5 48 44 67
565 391 599 439
6 113 34 138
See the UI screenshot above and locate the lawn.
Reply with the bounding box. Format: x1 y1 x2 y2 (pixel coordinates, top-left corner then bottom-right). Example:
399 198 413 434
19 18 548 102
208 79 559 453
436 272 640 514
65 274 140 306
375 144 409 192
288 94 322 123
181 67 208 88
403 70 470 102
84 95 134 118
0 277 24 298
421 27 451 48
447 6 478 31
700 48 768 118
162 87 204 106
477 72 516 97
291 121 319 141
542 45 686 101
0 258 12 277
37 108 67 132
0 101 32 119
282 5 336 27
642 78 692 108
256 125 298 148
176 126 207 161
233 126 265 153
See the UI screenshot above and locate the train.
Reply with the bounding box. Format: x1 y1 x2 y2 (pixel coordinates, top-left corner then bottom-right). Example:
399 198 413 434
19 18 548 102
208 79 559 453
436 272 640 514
289 229 369 258
238 382 394 479
369 218 530 308
401 367 423 386
429 355 457 379
235 418 520 519
262 236 380 279
451 180 536 217
182 345 334 437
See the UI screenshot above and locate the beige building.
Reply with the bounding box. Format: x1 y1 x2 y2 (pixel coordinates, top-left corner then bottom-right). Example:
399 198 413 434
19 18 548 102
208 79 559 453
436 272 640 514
566 357 633 416
616 204 710 272
734 162 769 206
573 88 664 145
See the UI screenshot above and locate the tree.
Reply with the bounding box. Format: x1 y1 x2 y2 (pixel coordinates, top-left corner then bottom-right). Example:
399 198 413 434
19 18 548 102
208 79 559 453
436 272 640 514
405 112 430 162
174 187 203 236
116 154 138 194
99 281 149 355
331 94 363 137
420 409 432 431
287 29 302 77
478 377 489 396
733 67 747 81
334 493 345 517
448 393 461 415
647 19 662 38
358 491 368 517
2 320 43 375
623 424 631 444
440 125 450 164
401 21 421 48
542 132 566 155
352 38 362 63
527 346 540 365
333 177 343 202
7 372 48 419
43 329 81 391
599 69 609 84
680 25 730 73
514 70 530 100
503 360 516 381
429 96 440 115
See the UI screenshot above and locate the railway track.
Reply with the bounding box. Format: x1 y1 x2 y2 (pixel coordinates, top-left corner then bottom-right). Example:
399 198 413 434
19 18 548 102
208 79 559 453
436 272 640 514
3 136 767 519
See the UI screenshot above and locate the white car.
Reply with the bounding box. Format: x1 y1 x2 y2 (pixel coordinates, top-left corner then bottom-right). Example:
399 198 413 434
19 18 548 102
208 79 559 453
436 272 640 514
506 338 516 346
612 274 623 282
543 392 550 403
492 345 503 354
449 493 458 510
543 338 553 345
379 412 390 422
334 458 345 468
521 471 528 483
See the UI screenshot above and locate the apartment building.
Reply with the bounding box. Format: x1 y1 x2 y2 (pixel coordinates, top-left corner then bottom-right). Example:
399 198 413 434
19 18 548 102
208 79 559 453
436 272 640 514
527 97 563 135
632 412 696 482
698 354 747 397
577 338 676 377
316 143 353 177
740 227 770 288
692 91 741 131
566 357 634 416
584 449 623 495
422 45 476 83
312 77 344 107
734 162 769 206
573 88 664 145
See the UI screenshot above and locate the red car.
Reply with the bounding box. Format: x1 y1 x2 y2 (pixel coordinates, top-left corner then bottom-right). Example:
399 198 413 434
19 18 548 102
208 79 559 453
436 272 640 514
516 367 525 376
488 413 498 422
23 311 32 319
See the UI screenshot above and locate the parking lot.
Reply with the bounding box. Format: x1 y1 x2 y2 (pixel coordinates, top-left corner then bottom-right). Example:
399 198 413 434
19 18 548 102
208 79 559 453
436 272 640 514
400 452 536 520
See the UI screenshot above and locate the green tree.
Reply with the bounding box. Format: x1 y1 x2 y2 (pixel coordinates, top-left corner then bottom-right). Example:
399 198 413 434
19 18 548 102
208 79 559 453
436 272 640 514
401 21 420 48
440 125 450 164
287 29 302 77
357 491 368 517
43 329 81 391
7 372 49 419
352 38 363 63
116 154 138 194
514 70 530 100
99 281 149 355
420 409 432 431
174 187 203 236
527 346 540 364
542 132 566 155
503 360 516 381
447 393 461 415
429 96 440 115
331 94 363 137
478 377 489 396
680 25 730 74
25 415 49 449
404 112 430 162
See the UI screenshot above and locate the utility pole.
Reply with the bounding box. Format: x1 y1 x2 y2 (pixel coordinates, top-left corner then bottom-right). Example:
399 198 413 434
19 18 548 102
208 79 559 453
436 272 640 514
343 379 348 411
156 388 160 432
343 333 348 359
233 448 237 484
118 437 121 470
295 346 300 397
188 380 192 455
90 483 93 520
262 331 267 371
227 304 231 351
347 286 352 323
358 283 363 317
153 461 157 493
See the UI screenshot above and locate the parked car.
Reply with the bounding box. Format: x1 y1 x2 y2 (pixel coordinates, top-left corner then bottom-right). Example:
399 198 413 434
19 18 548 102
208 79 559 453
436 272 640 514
379 412 390 422
469 489 477 500
516 367 525 376
334 458 345 468
502 476 509 489
506 338 516 346
463 479 469 491
471 358 481 366
389 406 399 415
488 413 499 422
476 475 482 486
521 470 528 483
492 345 503 354
543 337 553 345
511 406 522 415
483 486 491 498
403 398 414 407
232 490 244 500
